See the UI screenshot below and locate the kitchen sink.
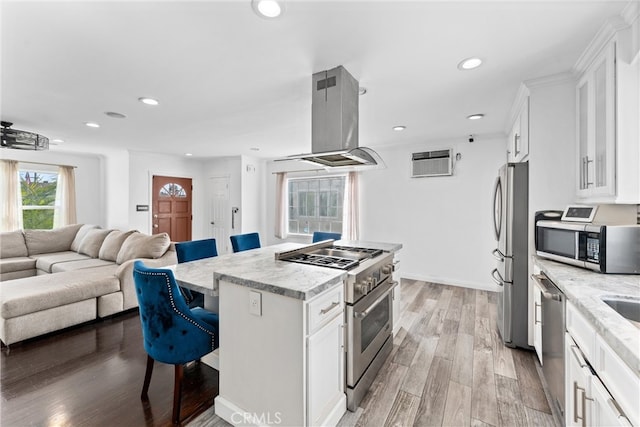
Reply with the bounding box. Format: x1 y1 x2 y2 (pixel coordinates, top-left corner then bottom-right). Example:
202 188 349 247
601 297 640 328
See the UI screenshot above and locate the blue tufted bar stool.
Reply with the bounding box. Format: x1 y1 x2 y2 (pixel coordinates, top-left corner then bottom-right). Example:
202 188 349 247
230 232 261 253
132 260 219 424
175 238 219 308
312 231 342 243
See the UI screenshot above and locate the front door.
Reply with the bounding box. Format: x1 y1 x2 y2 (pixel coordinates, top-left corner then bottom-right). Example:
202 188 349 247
152 175 192 242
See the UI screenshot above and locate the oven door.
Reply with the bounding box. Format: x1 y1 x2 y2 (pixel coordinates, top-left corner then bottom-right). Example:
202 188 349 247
346 278 396 387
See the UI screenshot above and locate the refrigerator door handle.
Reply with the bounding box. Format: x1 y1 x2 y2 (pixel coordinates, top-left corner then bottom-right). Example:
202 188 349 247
491 268 505 287
492 248 505 262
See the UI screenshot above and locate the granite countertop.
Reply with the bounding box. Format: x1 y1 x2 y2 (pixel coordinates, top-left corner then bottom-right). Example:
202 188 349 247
171 241 402 301
534 257 640 374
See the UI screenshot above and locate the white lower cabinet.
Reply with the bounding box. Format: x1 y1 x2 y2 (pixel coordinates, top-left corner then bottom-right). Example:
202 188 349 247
532 281 542 363
565 301 637 426
307 313 345 426
215 281 346 427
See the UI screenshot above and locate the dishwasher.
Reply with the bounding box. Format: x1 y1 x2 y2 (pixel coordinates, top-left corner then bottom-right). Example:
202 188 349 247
532 272 565 421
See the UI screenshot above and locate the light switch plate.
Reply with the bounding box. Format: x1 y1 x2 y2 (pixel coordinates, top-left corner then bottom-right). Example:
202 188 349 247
249 291 262 316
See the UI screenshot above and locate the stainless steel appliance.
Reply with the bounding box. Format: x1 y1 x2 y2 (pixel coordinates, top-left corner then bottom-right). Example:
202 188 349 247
491 162 529 348
532 272 566 421
277 241 396 411
536 205 640 274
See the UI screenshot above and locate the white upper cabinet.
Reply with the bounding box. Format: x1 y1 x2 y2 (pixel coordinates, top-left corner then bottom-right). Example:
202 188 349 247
574 12 640 203
507 87 530 163
576 42 616 199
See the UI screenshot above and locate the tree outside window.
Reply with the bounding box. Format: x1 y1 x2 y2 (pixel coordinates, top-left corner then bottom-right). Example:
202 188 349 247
288 176 345 235
20 170 58 229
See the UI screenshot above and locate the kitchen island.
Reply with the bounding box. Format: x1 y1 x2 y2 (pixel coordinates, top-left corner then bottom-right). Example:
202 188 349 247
172 241 401 427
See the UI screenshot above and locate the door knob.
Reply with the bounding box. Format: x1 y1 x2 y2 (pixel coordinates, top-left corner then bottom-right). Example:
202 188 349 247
153 214 158 219
153 224 158 228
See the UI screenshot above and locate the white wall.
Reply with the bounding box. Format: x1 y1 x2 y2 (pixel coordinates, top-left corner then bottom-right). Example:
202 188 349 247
241 155 267 236
128 151 205 238
263 138 506 290
101 148 130 229
360 138 506 290
0 148 105 226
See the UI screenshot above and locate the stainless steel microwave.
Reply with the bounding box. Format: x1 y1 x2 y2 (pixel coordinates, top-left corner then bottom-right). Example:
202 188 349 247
535 220 640 274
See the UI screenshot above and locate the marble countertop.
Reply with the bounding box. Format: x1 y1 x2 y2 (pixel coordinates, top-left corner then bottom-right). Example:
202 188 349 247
534 257 640 374
171 240 402 301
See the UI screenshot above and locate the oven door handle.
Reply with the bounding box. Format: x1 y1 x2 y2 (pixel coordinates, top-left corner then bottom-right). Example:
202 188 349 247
354 281 398 319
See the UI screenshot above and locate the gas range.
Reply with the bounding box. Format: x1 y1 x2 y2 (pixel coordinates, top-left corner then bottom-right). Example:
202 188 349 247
276 241 393 304
281 245 383 270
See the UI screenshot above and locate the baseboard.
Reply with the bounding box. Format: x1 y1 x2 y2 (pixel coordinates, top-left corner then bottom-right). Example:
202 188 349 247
400 272 499 292
215 395 256 426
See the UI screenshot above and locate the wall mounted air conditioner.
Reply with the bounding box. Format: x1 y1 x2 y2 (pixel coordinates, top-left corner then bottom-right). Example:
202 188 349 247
411 149 453 177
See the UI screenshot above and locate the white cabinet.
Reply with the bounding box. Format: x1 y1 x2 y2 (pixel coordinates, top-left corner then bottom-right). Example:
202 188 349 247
532 280 542 363
576 42 616 199
307 313 345 426
575 31 640 203
564 301 638 426
215 281 346 427
565 333 632 427
507 90 530 163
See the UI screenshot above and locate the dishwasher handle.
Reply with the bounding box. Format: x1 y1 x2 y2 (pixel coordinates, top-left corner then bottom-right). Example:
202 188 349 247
531 273 563 301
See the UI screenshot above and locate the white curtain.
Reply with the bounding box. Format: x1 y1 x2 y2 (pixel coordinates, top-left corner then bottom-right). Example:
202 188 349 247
54 165 77 227
0 160 23 231
342 171 359 240
274 172 288 239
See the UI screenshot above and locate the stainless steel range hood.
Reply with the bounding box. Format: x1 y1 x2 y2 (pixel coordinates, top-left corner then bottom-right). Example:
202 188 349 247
279 66 383 168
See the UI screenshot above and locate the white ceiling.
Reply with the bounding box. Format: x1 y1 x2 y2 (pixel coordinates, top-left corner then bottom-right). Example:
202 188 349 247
0 0 632 159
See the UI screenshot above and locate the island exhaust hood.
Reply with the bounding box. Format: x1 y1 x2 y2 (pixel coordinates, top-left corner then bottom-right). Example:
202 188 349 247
279 66 383 168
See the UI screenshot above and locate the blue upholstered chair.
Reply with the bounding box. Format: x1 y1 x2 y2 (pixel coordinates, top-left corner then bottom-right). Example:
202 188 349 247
132 260 219 425
312 231 342 243
230 232 261 253
175 238 219 308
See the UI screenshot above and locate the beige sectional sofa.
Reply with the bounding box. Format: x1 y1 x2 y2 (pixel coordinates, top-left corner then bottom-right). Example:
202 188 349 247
0 224 177 345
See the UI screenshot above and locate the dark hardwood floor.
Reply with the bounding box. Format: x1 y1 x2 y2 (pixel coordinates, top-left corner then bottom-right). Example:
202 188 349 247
1 310 219 427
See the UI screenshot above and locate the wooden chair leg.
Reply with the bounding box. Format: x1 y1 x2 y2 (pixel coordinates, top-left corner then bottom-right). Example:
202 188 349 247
172 364 184 425
141 355 154 400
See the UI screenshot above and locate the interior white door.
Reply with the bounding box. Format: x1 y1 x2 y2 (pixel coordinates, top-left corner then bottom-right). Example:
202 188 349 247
210 176 231 254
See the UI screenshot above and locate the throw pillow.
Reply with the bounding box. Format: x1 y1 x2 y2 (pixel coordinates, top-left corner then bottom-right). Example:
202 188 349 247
116 232 171 265
24 224 83 255
0 230 28 258
78 229 113 258
98 230 136 262
70 224 100 252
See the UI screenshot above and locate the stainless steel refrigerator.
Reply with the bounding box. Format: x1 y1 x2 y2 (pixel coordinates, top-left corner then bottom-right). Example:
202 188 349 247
491 162 529 348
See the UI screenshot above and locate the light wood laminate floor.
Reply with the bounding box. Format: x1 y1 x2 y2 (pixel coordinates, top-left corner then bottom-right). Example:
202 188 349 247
189 280 559 427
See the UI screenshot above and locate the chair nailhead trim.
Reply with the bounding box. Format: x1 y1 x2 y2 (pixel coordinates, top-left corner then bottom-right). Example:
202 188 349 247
135 269 216 351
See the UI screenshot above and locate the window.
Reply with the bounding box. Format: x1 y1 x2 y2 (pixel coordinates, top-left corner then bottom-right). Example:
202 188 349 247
288 176 345 235
20 169 58 229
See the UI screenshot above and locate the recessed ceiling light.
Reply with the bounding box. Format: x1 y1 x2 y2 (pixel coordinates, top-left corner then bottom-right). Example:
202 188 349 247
138 97 159 106
105 111 126 119
458 57 483 70
85 122 100 128
250 147 260 151
252 0 284 18
467 114 485 120
393 125 406 131
359 87 367 96
185 153 193 157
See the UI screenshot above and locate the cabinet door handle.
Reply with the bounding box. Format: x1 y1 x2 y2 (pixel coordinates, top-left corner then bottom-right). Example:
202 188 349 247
574 381 585 424
585 156 593 187
606 397 628 421
319 301 339 315
570 345 587 368
534 302 541 325
582 389 594 427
